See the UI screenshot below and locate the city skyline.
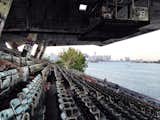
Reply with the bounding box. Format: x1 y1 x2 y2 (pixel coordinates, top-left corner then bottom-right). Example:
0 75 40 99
44 30 160 61
17 30 160 61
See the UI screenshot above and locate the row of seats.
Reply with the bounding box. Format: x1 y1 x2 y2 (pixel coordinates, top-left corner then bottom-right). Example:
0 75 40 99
0 51 34 66
71 83 101 120
71 77 126 120
54 66 82 120
0 74 44 120
86 85 138 120
69 71 160 120
58 67 104 120
55 66 160 120
77 80 130 119
0 69 20 91
0 63 46 94
85 79 159 120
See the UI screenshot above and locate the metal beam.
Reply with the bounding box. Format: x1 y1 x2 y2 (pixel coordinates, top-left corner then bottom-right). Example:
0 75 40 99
0 0 13 37
2 28 83 35
39 45 46 59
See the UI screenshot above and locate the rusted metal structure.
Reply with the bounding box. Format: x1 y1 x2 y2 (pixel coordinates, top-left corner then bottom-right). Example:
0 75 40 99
1 0 159 47
0 0 160 120
0 0 159 57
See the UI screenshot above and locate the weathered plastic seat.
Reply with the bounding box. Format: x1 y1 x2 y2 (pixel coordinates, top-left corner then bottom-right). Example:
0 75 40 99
0 108 14 120
58 97 74 104
61 108 80 120
59 103 76 110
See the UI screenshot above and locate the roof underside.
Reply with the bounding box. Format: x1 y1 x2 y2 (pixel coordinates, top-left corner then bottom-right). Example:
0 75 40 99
1 0 160 46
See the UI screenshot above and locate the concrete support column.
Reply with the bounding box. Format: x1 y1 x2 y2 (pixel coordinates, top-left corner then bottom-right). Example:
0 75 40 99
39 45 46 59
0 18 5 37
34 42 46 59
0 0 13 37
37 45 43 59
34 43 42 58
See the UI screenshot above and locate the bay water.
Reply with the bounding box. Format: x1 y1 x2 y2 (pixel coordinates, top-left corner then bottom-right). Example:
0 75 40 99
85 62 160 100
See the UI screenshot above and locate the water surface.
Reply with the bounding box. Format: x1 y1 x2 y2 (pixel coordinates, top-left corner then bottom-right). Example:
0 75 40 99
85 62 160 100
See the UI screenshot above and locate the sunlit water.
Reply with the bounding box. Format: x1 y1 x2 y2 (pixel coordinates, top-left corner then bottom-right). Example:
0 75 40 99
85 62 160 100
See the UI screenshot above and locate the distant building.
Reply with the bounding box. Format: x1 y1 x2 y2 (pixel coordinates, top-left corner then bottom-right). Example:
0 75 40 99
125 57 130 62
86 54 112 62
43 53 59 61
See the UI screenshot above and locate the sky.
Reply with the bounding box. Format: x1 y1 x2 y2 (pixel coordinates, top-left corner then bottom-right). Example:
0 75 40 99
17 30 160 61
44 30 160 61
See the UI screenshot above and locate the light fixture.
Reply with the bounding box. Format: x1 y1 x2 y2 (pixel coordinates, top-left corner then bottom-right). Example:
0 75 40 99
79 4 87 11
